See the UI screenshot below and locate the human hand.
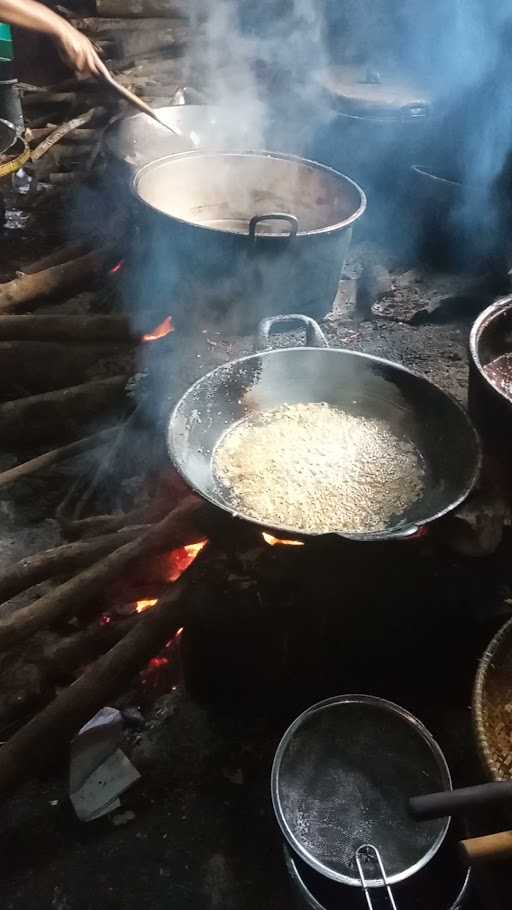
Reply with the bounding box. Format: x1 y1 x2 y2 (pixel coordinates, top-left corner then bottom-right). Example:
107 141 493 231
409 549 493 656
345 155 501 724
55 23 109 77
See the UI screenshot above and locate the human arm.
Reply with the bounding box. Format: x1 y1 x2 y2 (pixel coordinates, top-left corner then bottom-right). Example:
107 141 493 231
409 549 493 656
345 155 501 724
0 0 108 76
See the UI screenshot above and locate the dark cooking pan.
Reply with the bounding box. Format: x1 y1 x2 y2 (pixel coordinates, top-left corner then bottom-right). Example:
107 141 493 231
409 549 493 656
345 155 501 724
167 314 481 542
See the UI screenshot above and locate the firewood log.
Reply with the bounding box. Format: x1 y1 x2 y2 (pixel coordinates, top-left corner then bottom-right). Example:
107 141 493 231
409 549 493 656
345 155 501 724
95 0 191 17
0 496 207 649
19 242 90 274
0 340 132 397
0 248 118 313
0 376 128 445
0 526 144 605
0 315 134 343
0 555 206 796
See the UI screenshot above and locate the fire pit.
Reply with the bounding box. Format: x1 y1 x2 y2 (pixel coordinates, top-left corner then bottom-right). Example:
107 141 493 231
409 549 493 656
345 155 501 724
3 3 512 908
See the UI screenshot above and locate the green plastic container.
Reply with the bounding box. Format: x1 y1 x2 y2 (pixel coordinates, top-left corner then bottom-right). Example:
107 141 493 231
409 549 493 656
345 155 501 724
0 23 13 63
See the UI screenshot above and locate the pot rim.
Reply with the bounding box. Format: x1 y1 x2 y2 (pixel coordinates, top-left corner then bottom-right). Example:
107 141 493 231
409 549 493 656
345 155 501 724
131 149 367 238
167 344 481 541
271 694 453 888
283 843 472 910
469 295 512 407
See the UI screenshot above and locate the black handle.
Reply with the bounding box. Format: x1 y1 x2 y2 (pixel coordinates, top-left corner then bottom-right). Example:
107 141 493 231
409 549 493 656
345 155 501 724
410 781 512 821
256 314 329 351
249 213 298 241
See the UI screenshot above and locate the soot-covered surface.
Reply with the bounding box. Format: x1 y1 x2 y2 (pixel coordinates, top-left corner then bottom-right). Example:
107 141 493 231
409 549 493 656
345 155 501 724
0 211 510 910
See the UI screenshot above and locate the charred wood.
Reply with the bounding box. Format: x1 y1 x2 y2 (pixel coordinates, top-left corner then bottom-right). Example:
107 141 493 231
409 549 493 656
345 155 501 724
0 340 132 397
0 496 206 649
0 559 205 796
0 248 117 312
0 315 134 343
0 526 144 604
0 376 128 445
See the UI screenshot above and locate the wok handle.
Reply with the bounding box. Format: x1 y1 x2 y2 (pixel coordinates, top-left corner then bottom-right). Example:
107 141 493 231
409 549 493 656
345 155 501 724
249 213 298 240
410 781 512 821
459 831 512 865
256 314 329 351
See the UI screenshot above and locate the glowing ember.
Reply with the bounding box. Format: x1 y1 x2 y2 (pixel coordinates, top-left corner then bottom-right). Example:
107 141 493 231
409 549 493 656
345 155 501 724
142 316 174 342
166 540 207 582
109 259 124 274
148 656 169 670
136 598 158 613
262 532 304 547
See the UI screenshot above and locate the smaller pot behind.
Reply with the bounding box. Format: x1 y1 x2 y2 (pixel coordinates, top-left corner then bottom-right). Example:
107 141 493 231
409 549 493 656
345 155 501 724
469 295 512 463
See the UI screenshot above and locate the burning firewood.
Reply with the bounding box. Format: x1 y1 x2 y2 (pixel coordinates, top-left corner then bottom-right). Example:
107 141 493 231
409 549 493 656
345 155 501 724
0 496 207 650
0 248 118 313
0 549 208 797
0 376 128 445
0 526 146 605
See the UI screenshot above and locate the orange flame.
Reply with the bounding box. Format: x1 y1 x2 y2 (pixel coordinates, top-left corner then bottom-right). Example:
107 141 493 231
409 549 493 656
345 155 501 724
134 542 207 614
262 532 304 547
136 598 158 613
166 540 207 582
142 316 174 342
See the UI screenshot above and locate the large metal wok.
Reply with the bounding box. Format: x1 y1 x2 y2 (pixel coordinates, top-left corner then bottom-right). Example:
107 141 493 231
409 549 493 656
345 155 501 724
168 315 481 541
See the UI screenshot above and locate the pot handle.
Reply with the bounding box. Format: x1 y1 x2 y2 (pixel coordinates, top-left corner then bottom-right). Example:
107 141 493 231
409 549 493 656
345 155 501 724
356 845 398 909
249 213 298 241
410 780 512 821
460 831 512 865
256 313 329 351
170 86 209 106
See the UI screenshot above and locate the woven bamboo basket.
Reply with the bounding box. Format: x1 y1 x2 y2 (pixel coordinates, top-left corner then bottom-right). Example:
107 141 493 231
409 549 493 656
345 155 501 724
473 614 512 781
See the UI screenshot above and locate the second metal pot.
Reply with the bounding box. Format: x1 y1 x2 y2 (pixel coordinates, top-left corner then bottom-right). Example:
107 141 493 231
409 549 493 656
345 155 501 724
133 150 366 329
469 295 512 457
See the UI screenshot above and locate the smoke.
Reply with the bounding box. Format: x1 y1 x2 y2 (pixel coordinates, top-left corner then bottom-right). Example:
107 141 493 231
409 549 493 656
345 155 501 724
401 0 512 260
190 0 333 154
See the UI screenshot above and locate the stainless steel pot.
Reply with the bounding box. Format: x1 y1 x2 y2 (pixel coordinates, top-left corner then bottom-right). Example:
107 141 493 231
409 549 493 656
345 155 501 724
284 843 472 910
133 151 366 329
103 87 263 176
469 296 512 457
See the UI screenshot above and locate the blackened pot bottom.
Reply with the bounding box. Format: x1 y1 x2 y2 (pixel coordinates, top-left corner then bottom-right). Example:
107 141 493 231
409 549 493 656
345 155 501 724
284 827 472 910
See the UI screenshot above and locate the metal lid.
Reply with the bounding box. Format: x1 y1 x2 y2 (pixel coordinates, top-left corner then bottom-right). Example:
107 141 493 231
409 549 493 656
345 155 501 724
321 65 430 120
271 695 451 888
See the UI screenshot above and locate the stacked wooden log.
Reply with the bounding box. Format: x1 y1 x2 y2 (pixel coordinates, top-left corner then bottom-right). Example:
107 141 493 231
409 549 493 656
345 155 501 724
0 0 220 799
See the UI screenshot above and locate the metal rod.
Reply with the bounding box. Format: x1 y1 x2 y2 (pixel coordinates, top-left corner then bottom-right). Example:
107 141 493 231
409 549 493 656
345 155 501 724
355 845 398 910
